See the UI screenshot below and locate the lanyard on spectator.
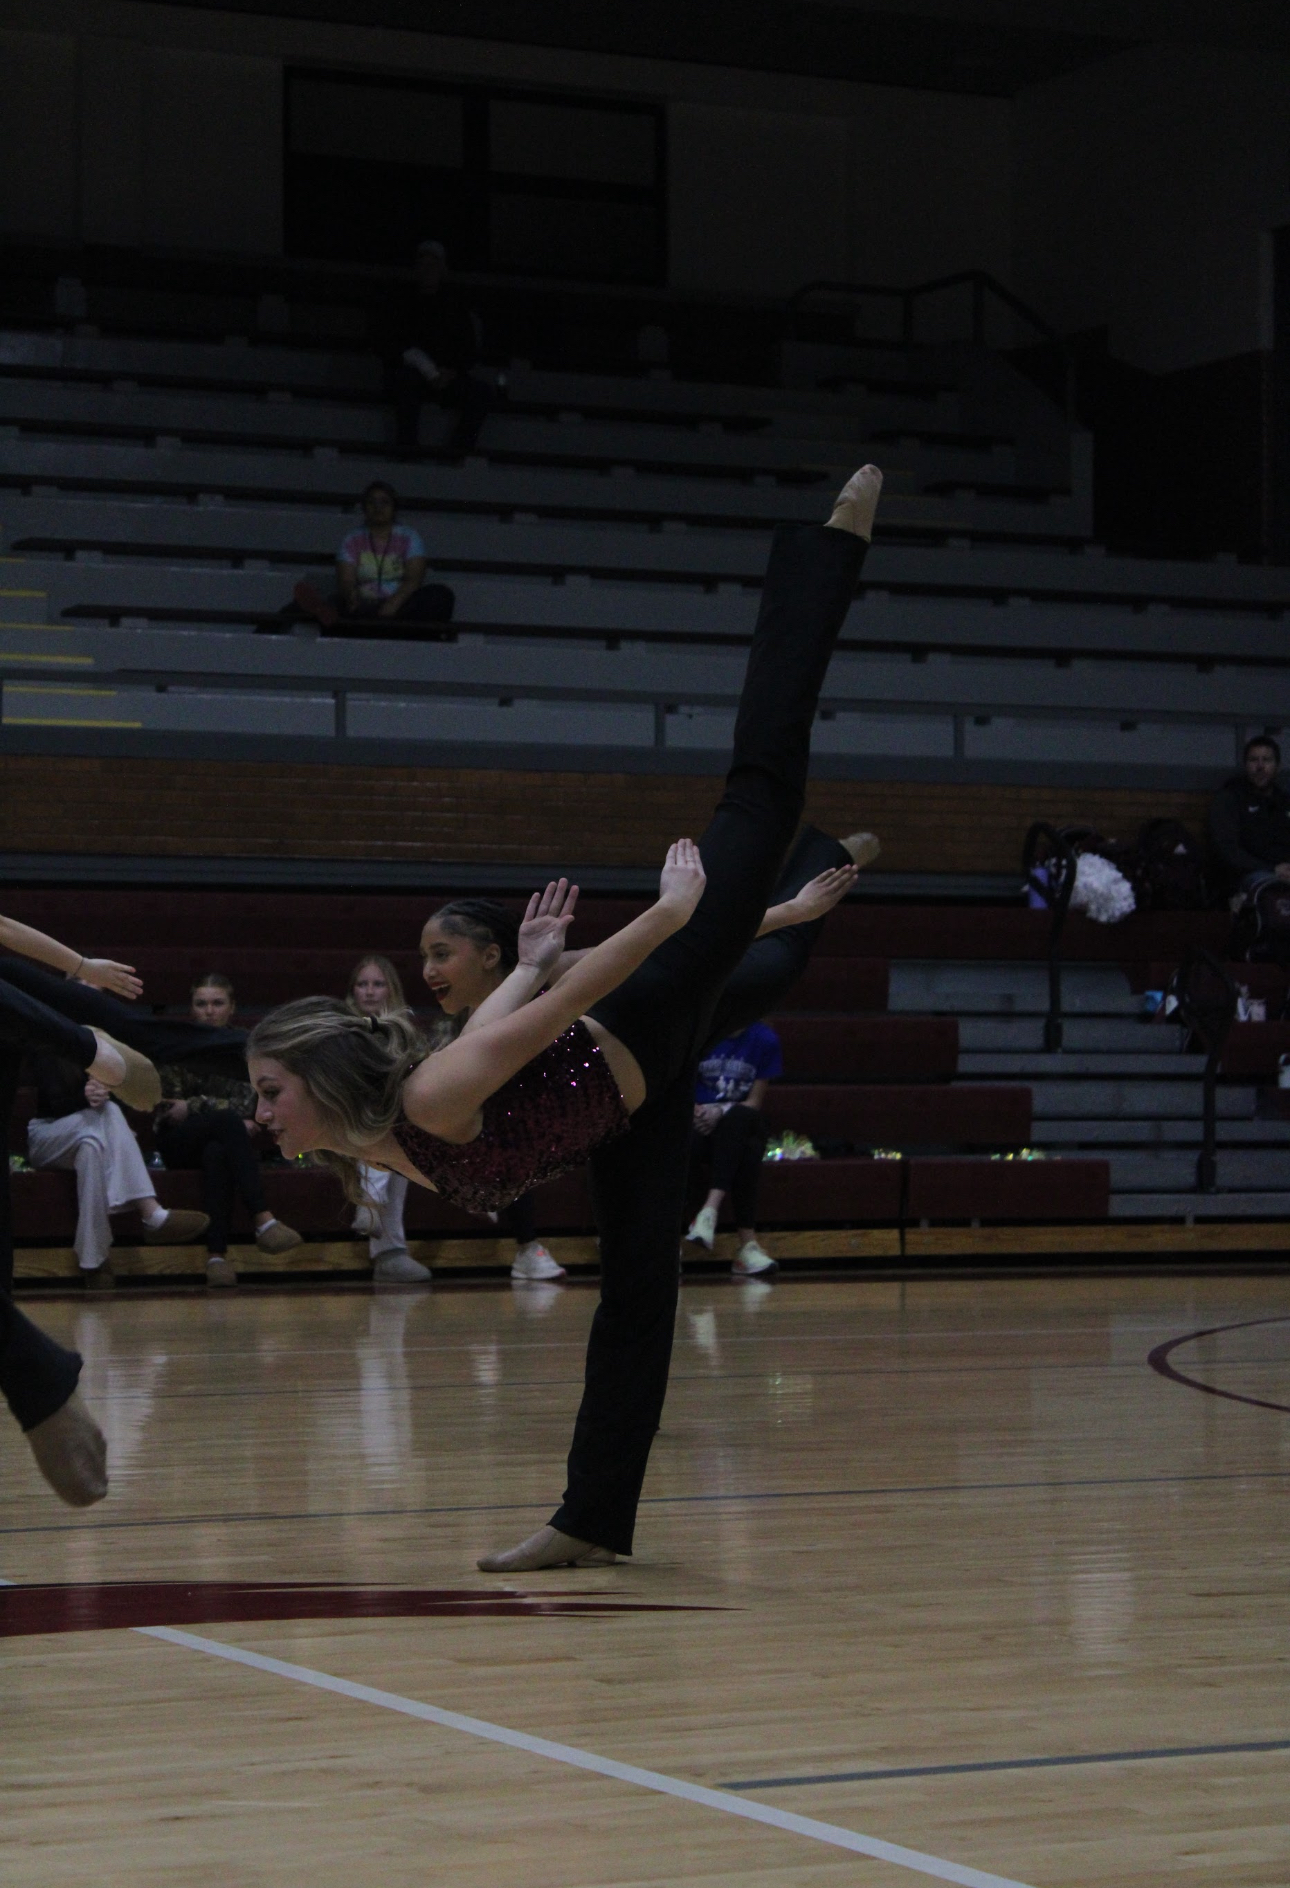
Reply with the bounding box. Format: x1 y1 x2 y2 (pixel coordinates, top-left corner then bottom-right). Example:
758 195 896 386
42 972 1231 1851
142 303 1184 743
367 530 392 594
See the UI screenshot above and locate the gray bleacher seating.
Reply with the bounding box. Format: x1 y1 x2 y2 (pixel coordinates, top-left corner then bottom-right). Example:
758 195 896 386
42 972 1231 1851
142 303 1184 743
1 319 1285 766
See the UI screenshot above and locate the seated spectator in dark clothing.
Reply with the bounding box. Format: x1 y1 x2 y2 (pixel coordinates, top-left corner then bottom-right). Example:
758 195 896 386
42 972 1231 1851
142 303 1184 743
683 1021 783 1279
1208 735 1290 893
385 239 498 459
27 1056 208 1289
153 974 301 1290
291 481 454 641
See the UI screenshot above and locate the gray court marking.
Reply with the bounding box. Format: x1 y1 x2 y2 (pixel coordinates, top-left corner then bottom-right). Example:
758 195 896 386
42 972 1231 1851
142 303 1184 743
724 1736 1290 1790
140 1624 1040 1888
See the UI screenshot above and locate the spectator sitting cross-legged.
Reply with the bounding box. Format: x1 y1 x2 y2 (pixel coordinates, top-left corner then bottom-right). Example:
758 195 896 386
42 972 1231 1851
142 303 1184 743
683 1020 784 1279
384 239 498 460
346 955 431 1286
153 973 302 1290
1208 734 1290 894
26 1057 209 1291
291 481 455 642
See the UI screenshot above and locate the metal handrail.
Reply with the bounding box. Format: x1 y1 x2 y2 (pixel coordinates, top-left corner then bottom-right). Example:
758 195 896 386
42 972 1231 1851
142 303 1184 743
1021 822 1081 1053
787 270 1075 418
1168 947 1238 1193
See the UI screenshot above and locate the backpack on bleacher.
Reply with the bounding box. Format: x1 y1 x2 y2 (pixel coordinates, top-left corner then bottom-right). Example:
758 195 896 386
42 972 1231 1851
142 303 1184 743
1234 878 1290 967
1136 818 1208 910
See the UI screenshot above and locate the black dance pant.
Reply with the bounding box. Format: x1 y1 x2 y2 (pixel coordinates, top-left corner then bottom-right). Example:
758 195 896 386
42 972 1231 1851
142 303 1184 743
692 1105 769 1227
0 960 248 1428
393 364 494 456
154 1111 266 1257
550 524 867 1553
496 1193 536 1246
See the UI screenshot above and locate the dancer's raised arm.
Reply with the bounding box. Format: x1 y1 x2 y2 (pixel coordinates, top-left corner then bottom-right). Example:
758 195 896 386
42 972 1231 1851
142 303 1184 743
0 915 142 1000
456 878 580 1038
403 842 705 1133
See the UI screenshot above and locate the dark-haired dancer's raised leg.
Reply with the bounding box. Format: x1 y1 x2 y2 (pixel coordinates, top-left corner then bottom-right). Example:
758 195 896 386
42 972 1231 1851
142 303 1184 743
478 467 881 1571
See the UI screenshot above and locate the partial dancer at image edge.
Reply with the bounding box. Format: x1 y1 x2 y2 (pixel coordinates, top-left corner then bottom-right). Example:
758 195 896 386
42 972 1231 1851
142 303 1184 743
0 952 248 1505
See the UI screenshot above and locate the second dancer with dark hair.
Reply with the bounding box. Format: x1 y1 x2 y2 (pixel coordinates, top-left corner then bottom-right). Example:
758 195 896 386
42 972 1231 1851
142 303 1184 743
247 465 883 1569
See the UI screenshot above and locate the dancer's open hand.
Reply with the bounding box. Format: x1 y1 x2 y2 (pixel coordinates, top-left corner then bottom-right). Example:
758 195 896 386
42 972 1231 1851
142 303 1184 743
791 863 858 923
659 838 706 917
77 958 143 1001
517 878 580 980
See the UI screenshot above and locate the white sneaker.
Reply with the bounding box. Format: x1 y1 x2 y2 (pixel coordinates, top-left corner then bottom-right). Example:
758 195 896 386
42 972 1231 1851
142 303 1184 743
373 1249 431 1285
511 1241 566 1282
686 1206 718 1250
733 1239 777 1277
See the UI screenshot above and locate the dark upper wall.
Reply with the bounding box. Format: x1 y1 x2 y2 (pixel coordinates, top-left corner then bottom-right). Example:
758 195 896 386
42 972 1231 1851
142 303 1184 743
2 0 1289 373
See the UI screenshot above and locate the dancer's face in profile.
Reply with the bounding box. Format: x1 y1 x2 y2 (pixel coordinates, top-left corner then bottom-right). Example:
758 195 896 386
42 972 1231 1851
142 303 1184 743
350 962 391 1016
419 919 502 1016
249 1056 331 1156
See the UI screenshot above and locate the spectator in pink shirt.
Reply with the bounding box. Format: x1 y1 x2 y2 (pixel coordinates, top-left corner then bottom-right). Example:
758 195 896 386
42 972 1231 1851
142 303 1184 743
292 482 454 642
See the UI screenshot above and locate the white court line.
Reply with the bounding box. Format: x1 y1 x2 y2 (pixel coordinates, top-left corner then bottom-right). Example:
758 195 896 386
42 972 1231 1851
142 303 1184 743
139 1624 1039 1888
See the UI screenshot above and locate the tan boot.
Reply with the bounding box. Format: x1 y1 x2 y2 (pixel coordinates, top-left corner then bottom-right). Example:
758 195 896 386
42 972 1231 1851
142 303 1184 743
205 1256 238 1289
143 1208 210 1244
255 1219 303 1255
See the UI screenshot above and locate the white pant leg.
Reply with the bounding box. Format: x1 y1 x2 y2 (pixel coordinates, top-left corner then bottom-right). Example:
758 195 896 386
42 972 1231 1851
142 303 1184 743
97 1099 156 1210
28 1102 155 1270
370 1172 409 1260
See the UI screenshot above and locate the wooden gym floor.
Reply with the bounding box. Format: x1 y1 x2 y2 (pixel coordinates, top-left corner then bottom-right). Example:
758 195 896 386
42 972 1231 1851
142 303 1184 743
1 1270 1287 1887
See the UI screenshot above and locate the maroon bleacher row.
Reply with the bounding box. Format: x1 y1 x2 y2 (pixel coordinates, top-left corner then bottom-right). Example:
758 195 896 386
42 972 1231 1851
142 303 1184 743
4 893 1284 1250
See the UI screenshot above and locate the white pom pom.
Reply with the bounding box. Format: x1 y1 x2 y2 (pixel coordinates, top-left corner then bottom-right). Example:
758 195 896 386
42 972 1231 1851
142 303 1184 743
1069 852 1136 925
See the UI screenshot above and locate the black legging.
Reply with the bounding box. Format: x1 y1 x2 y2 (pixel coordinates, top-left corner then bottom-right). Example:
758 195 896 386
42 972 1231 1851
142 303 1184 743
154 1110 267 1257
0 959 248 1430
692 1105 769 1227
550 524 866 1552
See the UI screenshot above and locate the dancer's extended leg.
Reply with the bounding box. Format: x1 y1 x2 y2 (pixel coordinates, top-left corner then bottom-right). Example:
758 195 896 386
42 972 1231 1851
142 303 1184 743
479 472 880 1567
587 503 875 1097
0 956 247 1077
706 824 854 1047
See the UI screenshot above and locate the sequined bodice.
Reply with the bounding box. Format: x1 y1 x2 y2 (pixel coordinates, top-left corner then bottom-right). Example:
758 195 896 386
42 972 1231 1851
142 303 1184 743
391 1021 629 1213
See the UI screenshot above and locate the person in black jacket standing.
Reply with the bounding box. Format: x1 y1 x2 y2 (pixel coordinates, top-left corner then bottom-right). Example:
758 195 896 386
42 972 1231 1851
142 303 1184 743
384 240 495 459
1208 736 1290 892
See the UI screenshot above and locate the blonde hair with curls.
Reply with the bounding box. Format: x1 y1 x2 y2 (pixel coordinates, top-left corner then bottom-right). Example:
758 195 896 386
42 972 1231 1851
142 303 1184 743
248 996 429 1202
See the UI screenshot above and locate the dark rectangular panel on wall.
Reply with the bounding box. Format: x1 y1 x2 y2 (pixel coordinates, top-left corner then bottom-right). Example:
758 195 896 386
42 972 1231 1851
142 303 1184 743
1270 227 1290 566
284 69 666 284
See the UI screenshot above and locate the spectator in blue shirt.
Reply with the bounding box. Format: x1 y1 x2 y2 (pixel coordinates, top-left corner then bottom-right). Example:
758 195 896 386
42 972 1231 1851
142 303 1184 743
684 1020 783 1277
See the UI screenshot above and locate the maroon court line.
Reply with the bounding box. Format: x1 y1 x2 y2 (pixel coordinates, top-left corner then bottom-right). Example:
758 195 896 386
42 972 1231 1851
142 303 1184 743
0 1581 726 1639
1148 1314 1290 1416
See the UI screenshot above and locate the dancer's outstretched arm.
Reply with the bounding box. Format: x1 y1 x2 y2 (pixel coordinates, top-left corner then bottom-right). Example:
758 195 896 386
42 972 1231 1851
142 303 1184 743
0 915 142 1000
534 860 859 993
403 843 705 1134
755 862 857 936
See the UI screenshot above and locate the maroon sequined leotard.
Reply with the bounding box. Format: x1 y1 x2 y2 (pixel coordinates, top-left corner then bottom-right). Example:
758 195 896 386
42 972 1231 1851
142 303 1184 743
391 1020 630 1214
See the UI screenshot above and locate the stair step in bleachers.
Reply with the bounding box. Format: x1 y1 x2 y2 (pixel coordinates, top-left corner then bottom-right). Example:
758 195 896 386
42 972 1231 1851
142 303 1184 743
957 1050 1207 1076
762 1084 1031 1147
1041 1116 1290 1145
1107 1149 1290 1190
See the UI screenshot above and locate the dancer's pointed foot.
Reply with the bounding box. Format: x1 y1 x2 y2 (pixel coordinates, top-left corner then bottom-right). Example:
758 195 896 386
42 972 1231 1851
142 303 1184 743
25 1392 108 1507
89 1030 162 1112
477 1525 617 1572
827 463 883 539
842 831 881 869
